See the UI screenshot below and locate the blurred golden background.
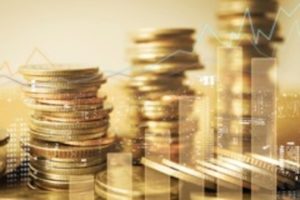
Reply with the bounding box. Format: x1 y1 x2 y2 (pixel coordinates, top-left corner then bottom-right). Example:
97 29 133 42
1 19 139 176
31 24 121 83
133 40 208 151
0 0 300 144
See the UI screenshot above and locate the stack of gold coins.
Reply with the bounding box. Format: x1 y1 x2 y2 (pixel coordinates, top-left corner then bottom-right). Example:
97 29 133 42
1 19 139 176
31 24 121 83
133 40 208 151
216 0 283 152
95 165 179 200
0 130 9 177
126 28 203 162
19 64 117 191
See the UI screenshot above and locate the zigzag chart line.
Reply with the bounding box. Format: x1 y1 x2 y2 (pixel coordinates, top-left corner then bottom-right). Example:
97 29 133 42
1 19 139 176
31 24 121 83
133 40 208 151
198 3 300 44
1 3 300 85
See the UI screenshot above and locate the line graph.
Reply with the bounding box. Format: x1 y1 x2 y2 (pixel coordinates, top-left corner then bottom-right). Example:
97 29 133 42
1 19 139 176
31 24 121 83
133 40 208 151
198 3 300 45
1 3 300 85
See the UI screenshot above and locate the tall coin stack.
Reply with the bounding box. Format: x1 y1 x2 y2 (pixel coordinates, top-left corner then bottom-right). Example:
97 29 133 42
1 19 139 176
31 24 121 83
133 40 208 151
128 28 203 162
217 0 283 153
19 64 117 191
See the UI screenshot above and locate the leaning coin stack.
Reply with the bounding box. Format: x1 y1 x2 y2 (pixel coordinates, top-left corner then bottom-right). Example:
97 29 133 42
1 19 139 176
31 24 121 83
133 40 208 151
216 0 283 153
95 165 179 200
0 130 10 178
140 147 300 193
19 64 117 191
213 148 300 190
127 28 203 162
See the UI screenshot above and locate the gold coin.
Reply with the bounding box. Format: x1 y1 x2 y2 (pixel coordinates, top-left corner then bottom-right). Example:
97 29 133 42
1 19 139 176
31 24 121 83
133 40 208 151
208 157 276 189
219 16 281 40
141 111 178 120
29 78 106 90
29 176 93 192
216 148 275 171
30 130 107 142
22 85 99 94
32 112 108 123
29 125 108 135
196 159 252 189
132 28 195 42
218 0 278 16
30 162 105 175
145 134 189 144
36 104 112 119
141 105 178 112
19 64 99 76
24 139 116 159
62 136 117 147
23 91 97 100
162 159 215 189
23 72 103 82
30 172 81 187
141 157 205 187
130 74 185 88
34 96 106 106
32 155 106 165
30 156 106 169
218 32 283 45
30 116 109 129
214 151 295 187
131 51 199 64
132 63 203 75
95 165 178 198
133 41 195 52
143 120 196 130
25 100 104 112
133 84 183 93
29 165 71 181
27 73 105 84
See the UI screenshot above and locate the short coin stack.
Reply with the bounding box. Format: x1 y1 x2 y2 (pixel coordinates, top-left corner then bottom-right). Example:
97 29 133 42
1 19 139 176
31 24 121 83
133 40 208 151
19 64 116 191
216 0 283 153
127 28 203 162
